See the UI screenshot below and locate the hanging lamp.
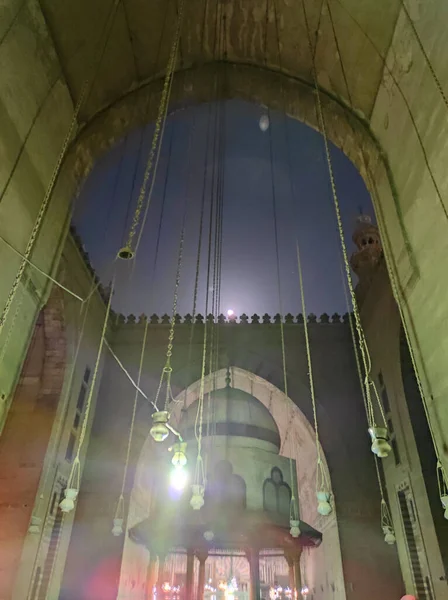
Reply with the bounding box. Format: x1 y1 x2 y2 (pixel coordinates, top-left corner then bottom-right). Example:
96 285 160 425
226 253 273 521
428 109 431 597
117 246 135 261
171 441 187 467
381 499 396 545
60 278 115 514
368 426 392 458
117 0 185 264
150 410 171 442
300 0 390 461
190 483 205 510
296 243 333 517
112 494 125 536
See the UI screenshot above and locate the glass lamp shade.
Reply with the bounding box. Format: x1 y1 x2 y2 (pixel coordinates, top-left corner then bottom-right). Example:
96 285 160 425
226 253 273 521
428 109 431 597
368 426 391 458
59 488 78 513
382 525 396 545
112 517 124 536
150 411 170 442
117 246 134 260
289 519 300 538
171 442 187 467
317 491 332 516
190 484 205 510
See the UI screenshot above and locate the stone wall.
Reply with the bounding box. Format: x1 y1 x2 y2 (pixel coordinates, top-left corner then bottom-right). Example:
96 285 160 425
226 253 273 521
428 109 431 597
9 233 108 600
0 0 75 420
60 314 403 600
359 258 448 598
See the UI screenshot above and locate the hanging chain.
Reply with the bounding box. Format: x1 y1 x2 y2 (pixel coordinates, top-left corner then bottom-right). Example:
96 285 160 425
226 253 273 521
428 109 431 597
0 80 88 336
0 0 122 335
67 276 115 492
325 0 446 489
152 224 185 411
115 319 149 521
123 0 185 254
300 0 386 431
296 243 330 495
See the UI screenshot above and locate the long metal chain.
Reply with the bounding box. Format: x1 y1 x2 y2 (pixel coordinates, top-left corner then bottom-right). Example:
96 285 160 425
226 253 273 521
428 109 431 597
0 0 121 335
326 0 448 491
301 0 387 430
124 0 185 254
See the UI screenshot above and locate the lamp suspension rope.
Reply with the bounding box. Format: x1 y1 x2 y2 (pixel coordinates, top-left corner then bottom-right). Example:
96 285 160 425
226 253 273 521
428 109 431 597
265 0 301 534
111 122 181 536
119 0 185 261
296 243 332 518
301 0 390 460
341 265 396 543
151 205 188 423
191 1 227 509
190 126 217 509
180 106 211 416
0 0 122 335
264 100 300 536
326 0 448 514
59 276 115 513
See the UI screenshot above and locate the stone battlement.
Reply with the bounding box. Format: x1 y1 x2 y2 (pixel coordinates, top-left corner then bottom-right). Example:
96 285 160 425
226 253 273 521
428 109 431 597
113 312 351 325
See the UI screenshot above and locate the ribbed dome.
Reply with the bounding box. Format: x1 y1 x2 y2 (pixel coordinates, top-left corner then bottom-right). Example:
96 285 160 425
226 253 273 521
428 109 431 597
182 387 280 451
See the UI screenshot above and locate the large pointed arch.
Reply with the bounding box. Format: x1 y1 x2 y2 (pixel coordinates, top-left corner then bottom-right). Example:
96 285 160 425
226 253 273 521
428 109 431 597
124 366 346 599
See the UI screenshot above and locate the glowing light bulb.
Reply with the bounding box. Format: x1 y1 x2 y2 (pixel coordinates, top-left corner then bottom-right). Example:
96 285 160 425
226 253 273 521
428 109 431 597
170 465 187 491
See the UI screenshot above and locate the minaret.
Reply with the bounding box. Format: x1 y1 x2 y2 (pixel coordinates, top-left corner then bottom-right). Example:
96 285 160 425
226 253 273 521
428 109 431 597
350 214 382 278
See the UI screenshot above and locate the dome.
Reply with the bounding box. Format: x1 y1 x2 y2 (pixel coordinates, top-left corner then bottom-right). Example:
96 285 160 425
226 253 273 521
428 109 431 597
182 386 280 451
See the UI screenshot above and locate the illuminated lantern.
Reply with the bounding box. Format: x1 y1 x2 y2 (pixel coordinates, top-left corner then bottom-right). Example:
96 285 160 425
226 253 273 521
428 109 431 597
368 426 391 458
59 488 78 513
190 484 205 510
440 494 448 519
112 517 124 536
382 525 396 545
259 114 270 132
171 442 187 467
150 411 170 442
317 490 332 516
289 519 300 538
170 465 188 491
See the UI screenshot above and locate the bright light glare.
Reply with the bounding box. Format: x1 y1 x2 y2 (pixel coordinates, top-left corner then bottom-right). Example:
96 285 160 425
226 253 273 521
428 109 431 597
170 466 187 491
227 309 234 317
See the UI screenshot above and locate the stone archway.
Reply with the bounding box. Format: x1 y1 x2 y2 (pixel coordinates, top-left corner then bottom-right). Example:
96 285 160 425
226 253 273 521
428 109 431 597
121 366 345 600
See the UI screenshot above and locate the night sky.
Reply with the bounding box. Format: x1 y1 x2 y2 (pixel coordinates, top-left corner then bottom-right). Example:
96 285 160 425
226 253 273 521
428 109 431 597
73 100 372 318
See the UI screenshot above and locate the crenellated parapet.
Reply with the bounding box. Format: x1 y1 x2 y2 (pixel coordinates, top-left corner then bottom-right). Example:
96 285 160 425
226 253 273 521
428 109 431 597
112 312 352 325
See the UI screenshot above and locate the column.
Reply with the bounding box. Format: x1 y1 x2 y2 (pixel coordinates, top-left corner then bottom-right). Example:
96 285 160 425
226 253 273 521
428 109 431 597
196 551 208 600
284 552 295 593
246 548 261 600
146 555 159 600
156 554 166 594
186 550 195 600
293 551 302 598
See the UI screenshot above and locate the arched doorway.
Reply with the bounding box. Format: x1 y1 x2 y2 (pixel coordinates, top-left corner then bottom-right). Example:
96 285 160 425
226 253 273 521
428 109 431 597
120 367 343 599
